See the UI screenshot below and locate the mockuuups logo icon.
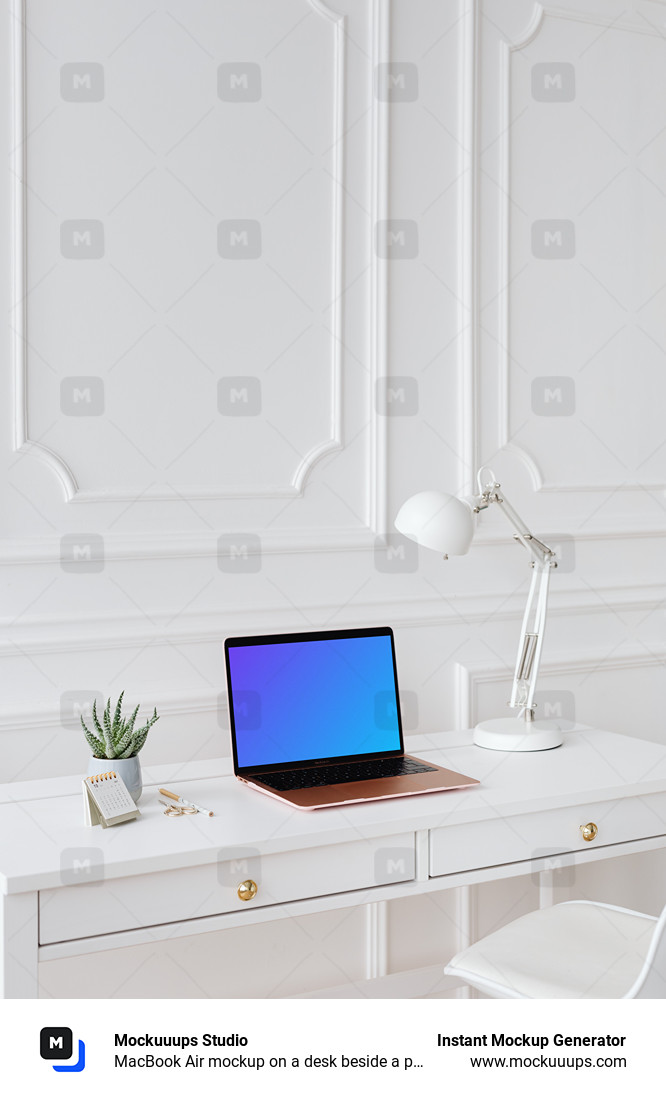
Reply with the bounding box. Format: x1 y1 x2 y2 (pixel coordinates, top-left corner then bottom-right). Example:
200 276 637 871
40 1027 86 1072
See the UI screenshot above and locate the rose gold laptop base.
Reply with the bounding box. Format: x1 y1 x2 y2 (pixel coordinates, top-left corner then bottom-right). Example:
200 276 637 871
238 754 479 810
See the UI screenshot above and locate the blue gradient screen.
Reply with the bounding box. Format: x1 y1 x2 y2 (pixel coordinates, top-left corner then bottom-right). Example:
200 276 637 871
228 634 402 769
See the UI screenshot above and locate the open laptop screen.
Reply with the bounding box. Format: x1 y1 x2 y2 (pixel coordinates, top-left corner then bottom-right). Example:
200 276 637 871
226 627 404 772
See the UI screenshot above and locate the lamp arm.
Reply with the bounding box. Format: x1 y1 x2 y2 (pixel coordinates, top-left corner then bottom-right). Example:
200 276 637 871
494 496 554 564
473 472 556 566
508 559 552 721
473 471 557 722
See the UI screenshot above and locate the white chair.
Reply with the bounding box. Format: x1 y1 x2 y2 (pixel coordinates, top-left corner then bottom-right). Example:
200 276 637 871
444 900 666 998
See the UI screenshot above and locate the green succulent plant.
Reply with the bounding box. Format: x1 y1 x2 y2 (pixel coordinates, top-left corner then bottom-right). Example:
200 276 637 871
81 692 159 759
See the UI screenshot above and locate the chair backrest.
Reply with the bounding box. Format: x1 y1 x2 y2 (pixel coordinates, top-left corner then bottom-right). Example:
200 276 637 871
627 902 666 998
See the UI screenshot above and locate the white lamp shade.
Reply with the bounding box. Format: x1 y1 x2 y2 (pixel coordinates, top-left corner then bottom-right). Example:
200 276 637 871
395 490 475 555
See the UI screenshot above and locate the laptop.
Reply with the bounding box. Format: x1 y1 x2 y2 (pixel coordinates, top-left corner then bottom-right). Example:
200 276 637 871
224 625 479 810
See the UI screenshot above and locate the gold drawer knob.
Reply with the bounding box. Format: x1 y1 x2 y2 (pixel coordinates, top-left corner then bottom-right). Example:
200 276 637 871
580 822 598 842
237 879 258 902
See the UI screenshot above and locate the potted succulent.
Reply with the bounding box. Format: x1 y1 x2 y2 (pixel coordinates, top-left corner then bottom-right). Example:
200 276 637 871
81 691 159 804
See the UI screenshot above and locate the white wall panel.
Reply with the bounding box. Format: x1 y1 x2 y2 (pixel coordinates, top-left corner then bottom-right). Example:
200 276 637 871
23 0 344 501
1 0 664 774
10 0 386 545
472 0 666 536
1 0 665 997
509 10 666 492
456 648 666 741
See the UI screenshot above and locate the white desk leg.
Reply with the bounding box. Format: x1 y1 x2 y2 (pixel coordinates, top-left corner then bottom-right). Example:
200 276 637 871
1 892 39 998
456 886 476 998
364 901 388 980
538 869 556 909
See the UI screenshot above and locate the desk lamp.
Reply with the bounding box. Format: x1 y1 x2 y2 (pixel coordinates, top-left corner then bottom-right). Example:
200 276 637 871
395 468 563 752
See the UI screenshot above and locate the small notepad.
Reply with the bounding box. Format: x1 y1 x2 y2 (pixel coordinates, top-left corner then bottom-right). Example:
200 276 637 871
83 771 140 827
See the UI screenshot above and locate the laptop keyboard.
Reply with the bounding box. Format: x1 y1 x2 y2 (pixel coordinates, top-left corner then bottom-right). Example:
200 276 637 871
254 756 437 791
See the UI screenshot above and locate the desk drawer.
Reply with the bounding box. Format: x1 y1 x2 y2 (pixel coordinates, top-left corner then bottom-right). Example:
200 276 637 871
39 833 414 944
429 793 666 878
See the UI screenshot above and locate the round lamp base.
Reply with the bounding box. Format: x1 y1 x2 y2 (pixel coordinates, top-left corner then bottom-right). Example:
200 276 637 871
474 717 564 752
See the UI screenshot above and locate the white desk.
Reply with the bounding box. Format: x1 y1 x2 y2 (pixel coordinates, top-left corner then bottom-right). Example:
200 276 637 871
2 728 666 999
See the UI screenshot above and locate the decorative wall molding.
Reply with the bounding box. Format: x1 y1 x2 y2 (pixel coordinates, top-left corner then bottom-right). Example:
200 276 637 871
2 581 663 658
493 4 545 491
461 0 543 487
370 0 390 534
473 520 666 546
5 1 664 775
10 1 78 503
460 0 548 492
455 644 666 727
9 0 391 557
548 4 666 37
11 0 355 505
0 687 220 734
0 527 388 564
5 638 664 741
473 0 666 498
1 514 664 566
457 0 478 497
